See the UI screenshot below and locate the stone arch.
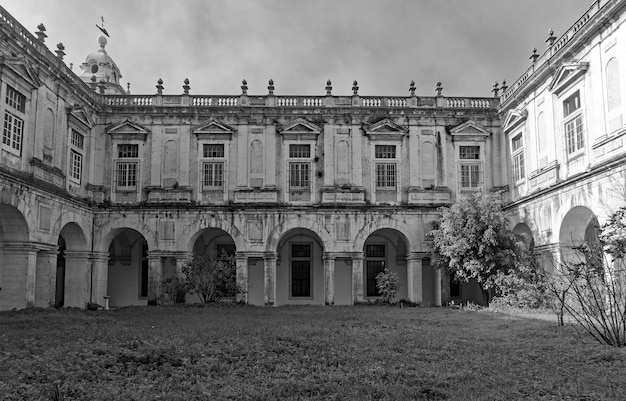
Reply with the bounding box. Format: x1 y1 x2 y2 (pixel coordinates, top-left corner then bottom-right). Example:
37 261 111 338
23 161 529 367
362 228 410 300
354 220 414 254
274 227 326 305
559 206 600 266
58 222 87 250
0 203 29 242
95 219 158 253
265 216 333 253
189 227 237 257
107 228 150 307
512 222 535 251
0 204 30 309
179 216 245 253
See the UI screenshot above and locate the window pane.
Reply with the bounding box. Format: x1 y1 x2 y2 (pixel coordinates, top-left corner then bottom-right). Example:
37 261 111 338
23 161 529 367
5 85 26 113
203 144 225 158
118 144 138 158
366 260 385 296
459 146 480 159
376 163 396 189
3 111 23 152
289 162 310 189
375 145 396 159
117 162 138 187
289 144 311 158
292 244 311 258
292 260 311 297
563 91 580 117
70 150 82 181
366 244 385 257
202 162 224 187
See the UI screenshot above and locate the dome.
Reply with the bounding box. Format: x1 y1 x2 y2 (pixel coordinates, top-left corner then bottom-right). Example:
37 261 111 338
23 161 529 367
78 35 126 95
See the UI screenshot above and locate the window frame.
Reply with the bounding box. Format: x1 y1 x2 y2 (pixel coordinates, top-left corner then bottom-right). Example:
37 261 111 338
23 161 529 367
68 129 85 184
510 133 525 183
456 144 484 192
365 243 386 297
561 90 585 158
373 143 399 191
284 140 315 203
290 242 313 299
2 110 24 155
199 142 227 191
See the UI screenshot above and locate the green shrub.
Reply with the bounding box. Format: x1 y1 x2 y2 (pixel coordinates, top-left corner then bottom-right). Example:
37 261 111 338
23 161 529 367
375 268 400 304
159 276 189 305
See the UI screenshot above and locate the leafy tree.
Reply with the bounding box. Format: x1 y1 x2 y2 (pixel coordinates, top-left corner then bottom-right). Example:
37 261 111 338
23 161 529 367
428 192 529 304
182 251 240 303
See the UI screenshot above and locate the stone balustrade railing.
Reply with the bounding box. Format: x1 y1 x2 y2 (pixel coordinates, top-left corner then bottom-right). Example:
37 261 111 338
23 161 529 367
102 94 499 109
500 0 604 104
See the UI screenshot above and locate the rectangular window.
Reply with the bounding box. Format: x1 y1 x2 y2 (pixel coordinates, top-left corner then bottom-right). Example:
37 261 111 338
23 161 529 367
513 152 525 181
289 162 310 190
5 85 26 113
563 91 580 117
69 150 82 182
375 145 396 159
460 164 481 188
289 144 311 158
375 163 397 189
565 115 584 155
459 146 480 160
118 144 138 158
116 162 138 189
203 144 225 158
291 244 311 297
366 244 385 258
202 162 224 188
511 134 525 182
71 130 84 149
366 260 385 296
3 111 24 153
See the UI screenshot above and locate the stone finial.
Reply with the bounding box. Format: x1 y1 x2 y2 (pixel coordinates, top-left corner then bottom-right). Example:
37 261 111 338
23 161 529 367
546 28 556 47
127 82 131 95
500 79 508 93
326 79 332 95
90 75 98 90
435 81 443 96
156 78 164 94
98 80 106 94
409 80 416 96
35 23 47 42
530 47 539 63
55 43 65 59
241 79 248 95
183 78 190 95
352 80 359 96
268 79 275 95
492 81 500 97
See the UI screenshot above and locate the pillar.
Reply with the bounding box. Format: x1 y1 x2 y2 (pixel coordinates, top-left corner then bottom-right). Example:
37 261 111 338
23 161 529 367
323 253 335 305
351 252 364 303
264 252 277 306
406 252 423 305
90 251 109 306
35 247 58 308
147 252 164 304
0 241 38 309
434 267 442 307
235 253 249 303
64 250 91 308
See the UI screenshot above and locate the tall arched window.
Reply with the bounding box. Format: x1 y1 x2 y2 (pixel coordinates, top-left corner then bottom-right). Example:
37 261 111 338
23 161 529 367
606 57 621 112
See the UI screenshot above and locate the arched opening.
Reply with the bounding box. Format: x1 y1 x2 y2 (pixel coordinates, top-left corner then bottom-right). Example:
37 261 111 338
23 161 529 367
559 206 601 268
0 204 29 310
513 223 535 252
276 228 324 306
107 229 149 307
362 229 408 301
56 222 88 308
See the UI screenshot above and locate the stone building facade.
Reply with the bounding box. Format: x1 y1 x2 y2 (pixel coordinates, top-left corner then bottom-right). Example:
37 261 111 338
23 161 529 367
1 0 624 310
500 0 626 271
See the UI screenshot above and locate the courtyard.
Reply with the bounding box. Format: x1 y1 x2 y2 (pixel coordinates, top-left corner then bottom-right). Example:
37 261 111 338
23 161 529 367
1 305 625 400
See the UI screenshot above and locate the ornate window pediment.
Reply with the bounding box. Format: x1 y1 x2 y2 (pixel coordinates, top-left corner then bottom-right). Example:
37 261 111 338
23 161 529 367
193 119 235 139
0 56 41 89
106 119 150 141
502 109 528 134
67 107 94 130
364 118 408 140
279 118 321 140
549 62 589 95
450 120 490 141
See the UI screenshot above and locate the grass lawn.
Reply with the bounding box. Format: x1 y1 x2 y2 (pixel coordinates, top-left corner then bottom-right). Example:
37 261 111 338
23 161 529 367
1 305 626 400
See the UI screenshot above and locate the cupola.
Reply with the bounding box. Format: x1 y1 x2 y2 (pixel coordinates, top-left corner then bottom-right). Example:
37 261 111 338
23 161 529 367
79 35 126 95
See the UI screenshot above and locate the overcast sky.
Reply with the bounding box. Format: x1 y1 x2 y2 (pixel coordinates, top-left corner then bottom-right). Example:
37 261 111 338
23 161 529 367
4 0 593 97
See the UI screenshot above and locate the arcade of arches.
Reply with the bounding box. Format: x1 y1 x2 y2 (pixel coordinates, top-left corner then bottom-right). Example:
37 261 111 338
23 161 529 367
0 201 611 310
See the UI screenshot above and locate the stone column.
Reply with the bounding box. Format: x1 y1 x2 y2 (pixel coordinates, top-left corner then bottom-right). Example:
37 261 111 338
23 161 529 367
0 241 37 309
406 252 423 305
323 253 336 305
90 251 109 306
264 252 277 306
235 253 249 304
35 247 58 308
64 250 91 308
147 252 164 305
434 267 442 307
351 252 364 303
